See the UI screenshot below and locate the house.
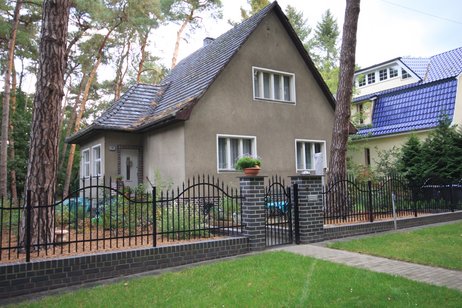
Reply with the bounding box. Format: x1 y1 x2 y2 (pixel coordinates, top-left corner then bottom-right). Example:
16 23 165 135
66 2 336 188
349 47 462 169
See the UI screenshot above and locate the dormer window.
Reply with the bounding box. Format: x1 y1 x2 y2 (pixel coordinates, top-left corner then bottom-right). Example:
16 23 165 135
358 75 366 87
402 69 411 79
389 67 398 78
367 73 375 84
379 69 388 81
253 67 295 103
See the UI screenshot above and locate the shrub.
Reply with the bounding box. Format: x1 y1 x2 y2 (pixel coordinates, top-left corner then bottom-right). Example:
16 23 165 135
235 155 261 170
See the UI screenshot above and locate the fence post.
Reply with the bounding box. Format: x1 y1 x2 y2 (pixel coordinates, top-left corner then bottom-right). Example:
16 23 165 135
293 183 300 244
449 184 454 212
26 190 31 263
152 187 157 247
290 175 324 244
412 187 418 217
367 181 374 222
239 176 266 251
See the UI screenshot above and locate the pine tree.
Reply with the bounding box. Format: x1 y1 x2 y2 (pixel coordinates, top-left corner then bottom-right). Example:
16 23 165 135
400 135 423 184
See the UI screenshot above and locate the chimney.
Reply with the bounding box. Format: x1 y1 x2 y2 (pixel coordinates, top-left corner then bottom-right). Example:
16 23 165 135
203 37 215 47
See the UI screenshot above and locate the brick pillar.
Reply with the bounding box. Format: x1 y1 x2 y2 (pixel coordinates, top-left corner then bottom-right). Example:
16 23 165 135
291 175 324 243
239 176 266 251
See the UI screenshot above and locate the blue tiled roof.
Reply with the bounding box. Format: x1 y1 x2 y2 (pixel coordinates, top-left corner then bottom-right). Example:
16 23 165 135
357 79 457 137
400 57 429 79
426 47 462 82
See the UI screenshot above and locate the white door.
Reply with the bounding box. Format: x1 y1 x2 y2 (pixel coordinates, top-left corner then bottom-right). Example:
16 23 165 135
120 149 139 188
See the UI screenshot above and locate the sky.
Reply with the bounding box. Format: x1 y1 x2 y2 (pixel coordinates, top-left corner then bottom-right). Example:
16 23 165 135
153 0 462 69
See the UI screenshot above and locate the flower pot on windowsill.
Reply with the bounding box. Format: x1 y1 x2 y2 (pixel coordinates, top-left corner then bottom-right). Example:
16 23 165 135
243 165 261 176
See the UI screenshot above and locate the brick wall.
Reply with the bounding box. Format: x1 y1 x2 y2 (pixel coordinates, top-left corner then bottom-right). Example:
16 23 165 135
239 176 266 251
291 176 324 243
0 237 248 300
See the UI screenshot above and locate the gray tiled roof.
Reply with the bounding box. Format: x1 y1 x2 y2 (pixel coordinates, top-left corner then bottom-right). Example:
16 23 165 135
67 1 334 143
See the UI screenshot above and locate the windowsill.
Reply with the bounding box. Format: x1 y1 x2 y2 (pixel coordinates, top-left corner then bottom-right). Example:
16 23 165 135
253 97 295 105
218 169 239 173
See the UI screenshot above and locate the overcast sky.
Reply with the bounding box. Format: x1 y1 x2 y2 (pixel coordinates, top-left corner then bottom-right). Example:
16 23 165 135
155 0 462 69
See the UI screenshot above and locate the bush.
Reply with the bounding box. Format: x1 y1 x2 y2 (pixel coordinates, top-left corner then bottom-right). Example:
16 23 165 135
157 202 207 239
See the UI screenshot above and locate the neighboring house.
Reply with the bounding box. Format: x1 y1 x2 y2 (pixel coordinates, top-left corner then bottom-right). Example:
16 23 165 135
66 2 336 188
349 47 462 169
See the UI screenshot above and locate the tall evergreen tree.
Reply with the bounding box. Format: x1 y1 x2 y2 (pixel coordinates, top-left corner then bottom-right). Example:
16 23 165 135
285 5 312 52
329 0 360 182
400 135 423 184
22 0 71 247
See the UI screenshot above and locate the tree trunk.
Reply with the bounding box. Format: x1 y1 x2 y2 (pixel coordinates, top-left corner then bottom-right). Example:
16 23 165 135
63 21 122 196
114 32 132 100
22 0 71 248
0 0 22 197
136 28 150 83
171 9 194 68
9 64 18 205
327 0 360 212
58 77 84 174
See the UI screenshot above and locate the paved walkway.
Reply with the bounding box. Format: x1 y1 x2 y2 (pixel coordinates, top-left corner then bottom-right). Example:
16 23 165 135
275 244 462 292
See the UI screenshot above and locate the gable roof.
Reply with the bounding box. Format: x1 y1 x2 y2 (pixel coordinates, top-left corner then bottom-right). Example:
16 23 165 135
67 1 335 144
357 78 457 137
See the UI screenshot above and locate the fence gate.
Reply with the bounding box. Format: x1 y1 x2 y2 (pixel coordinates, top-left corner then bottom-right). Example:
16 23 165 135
265 177 294 247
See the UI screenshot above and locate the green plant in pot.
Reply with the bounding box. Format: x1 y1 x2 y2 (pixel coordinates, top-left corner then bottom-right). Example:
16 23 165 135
235 155 261 176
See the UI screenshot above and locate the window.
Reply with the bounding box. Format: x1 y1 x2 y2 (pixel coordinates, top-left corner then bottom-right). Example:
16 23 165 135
365 148 371 166
379 69 388 81
92 145 102 176
357 75 366 87
217 135 256 171
389 67 398 78
82 149 90 178
367 73 375 84
253 67 295 103
295 140 326 171
402 69 411 79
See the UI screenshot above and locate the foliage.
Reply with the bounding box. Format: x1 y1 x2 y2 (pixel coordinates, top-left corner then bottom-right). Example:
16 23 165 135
238 0 269 21
399 134 423 184
157 202 206 239
18 252 462 307
373 146 401 177
235 155 261 170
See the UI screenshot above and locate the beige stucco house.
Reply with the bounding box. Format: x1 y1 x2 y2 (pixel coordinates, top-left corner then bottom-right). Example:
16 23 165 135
66 2 336 188
349 47 462 169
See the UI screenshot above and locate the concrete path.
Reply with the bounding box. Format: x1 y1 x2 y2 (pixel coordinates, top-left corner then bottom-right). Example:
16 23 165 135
275 244 462 292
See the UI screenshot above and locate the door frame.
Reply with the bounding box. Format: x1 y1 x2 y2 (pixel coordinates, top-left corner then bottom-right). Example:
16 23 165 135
117 145 143 186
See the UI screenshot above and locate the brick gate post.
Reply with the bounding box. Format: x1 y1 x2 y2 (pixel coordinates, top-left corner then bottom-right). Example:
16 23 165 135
239 176 266 251
290 175 324 243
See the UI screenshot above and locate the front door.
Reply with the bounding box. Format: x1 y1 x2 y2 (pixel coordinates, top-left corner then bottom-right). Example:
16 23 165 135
120 149 139 188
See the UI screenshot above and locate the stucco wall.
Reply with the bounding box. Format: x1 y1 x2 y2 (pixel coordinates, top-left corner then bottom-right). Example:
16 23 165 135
143 123 186 187
349 131 430 168
79 136 105 178
183 11 335 187
452 74 462 127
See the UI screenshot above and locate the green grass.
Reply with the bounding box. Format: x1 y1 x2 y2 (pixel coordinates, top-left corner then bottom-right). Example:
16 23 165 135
13 251 462 308
328 222 462 270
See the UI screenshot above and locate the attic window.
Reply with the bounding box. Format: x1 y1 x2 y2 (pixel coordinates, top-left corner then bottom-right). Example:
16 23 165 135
253 67 295 103
367 72 375 84
358 75 366 87
379 69 388 81
402 69 411 79
389 67 398 78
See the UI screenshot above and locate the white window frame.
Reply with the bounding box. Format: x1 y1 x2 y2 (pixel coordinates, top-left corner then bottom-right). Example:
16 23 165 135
252 66 296 104
295 139 327 172
81 148 90 178
92 144 102 176
217 134 257 172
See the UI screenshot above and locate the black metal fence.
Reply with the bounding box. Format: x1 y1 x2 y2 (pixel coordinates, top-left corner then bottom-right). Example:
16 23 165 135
323 175 462 225
264 176 294 247
0 176 242 263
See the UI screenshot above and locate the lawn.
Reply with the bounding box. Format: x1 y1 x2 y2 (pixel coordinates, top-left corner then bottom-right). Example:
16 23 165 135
328 221 462 270
14 251 462 307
